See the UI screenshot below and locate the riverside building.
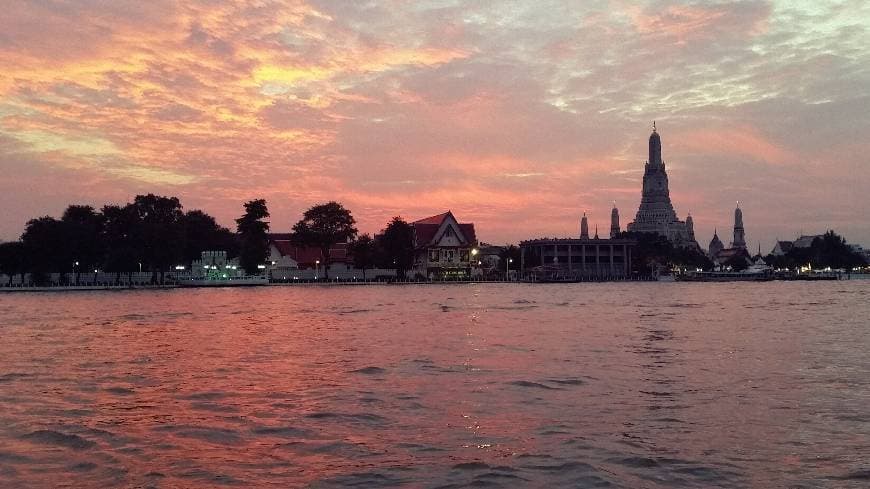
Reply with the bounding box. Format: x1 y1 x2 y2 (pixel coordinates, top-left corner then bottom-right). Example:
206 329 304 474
520 210 635 281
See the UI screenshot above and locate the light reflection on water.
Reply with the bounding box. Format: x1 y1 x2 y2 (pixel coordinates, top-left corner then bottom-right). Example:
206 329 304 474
0 282 868 488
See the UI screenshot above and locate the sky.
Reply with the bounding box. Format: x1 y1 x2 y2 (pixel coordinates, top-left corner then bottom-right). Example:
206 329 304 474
1 0 869 251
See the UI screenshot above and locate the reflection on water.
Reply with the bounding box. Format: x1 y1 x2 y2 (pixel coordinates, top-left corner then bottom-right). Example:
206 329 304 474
0 283 868 487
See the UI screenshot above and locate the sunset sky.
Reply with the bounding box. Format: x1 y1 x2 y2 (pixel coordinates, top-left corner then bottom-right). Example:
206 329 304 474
2 0 869 250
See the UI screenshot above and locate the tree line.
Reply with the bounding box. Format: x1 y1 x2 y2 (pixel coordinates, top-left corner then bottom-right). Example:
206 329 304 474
0 195 422 285
763 231 867 271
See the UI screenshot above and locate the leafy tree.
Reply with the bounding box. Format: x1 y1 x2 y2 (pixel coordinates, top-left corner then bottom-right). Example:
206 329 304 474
131 194 185 284
376 216 414 278
0 241 27 285
236 199 270 275
349 233 376 280
765 230 866 271
21 216 70 283
181 210 238 264
61 205 105 285
291 202 357 279
101 204 141 285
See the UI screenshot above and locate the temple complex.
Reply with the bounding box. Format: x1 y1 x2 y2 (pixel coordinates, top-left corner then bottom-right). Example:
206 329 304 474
627 125 698 248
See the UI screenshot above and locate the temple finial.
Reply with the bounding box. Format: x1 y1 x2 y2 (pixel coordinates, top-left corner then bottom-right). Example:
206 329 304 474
652 120 656 132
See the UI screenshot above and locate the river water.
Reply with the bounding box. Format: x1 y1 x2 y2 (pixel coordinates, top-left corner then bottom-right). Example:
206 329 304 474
0 283 868 488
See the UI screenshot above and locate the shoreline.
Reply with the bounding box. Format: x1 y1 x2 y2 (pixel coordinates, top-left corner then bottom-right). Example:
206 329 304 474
1 274 867 292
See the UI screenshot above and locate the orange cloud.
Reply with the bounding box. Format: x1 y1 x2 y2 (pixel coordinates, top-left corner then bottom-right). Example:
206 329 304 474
676 126 795 166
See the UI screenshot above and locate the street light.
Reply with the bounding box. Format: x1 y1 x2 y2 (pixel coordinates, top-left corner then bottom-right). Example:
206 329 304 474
315 260 320 280
506 258 513 281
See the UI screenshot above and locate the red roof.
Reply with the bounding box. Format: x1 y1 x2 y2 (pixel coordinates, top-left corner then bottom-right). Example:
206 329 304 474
413 211 451 225
411 212 476 247
268 234 350 267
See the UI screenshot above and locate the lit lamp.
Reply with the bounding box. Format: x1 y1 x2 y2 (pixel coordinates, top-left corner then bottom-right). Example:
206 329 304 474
315 260 320 280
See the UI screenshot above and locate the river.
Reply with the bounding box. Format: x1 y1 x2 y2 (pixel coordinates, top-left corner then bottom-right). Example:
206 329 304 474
0 282 868 488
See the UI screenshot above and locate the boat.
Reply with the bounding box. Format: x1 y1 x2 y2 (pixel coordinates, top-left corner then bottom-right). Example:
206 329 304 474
178 275 269 287
677 266 774 282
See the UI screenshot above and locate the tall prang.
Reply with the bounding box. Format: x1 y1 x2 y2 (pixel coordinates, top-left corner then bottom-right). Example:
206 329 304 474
627 124 697 248
610 204 620 238
580 212 589 239
731 203 746 249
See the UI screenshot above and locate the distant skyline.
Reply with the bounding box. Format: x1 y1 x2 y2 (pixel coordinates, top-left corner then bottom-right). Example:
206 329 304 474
2 1 869 250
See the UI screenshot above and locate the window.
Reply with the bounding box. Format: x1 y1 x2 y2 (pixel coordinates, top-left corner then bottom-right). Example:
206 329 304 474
447 250 455 262
429 249 440 262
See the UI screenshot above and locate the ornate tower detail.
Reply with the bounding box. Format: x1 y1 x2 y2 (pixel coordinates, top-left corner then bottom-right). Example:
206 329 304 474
594 225 599 240
686 213 695 241
580 212 589 239
708 228 724 259
627 125 698 248
610 204 620 238
732 202 746 249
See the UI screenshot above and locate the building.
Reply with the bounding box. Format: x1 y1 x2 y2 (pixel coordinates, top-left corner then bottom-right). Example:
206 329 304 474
473 243 505 278
731 203 747 249
610 205 620 238
411 211 478 279
794 234 824 249
520 237 635 280
191 251 247 279
709 204 751 267
770 240 794 256
626 125 698 248
708 229 724 259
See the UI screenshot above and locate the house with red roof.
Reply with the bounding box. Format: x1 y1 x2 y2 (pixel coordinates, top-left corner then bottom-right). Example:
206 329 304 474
411 211 477 279
266 233 352 279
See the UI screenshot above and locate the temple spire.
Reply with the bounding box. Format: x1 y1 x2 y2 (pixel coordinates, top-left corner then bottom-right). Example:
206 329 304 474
610 204 620 238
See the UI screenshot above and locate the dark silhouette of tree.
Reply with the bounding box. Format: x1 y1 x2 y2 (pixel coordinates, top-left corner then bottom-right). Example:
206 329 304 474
349 233 376 280
131 194 185 284
61 205 105 285
181 209 238 264
764 230 866 271
376 216 414 279
291 202 357 279
0 241 27 285
616 231 712 275
236 199 270 275
21 216 69 284
101 204 141 285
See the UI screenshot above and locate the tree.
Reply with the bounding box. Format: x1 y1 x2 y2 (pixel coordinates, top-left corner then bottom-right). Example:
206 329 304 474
236 199 270 275
349 234 376 280
0 241 27 285
101 204 141 285
21 216 69 284
291 202 357 279
181 210 237 264
376 216 414 279
61 205 105 285
131 194 185 284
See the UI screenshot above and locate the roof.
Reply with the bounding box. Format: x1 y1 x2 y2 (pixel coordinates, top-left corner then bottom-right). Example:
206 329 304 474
412 211 476 247
775 241 794 252
268 234 350 266
413 211 452 225
794 235 822 248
